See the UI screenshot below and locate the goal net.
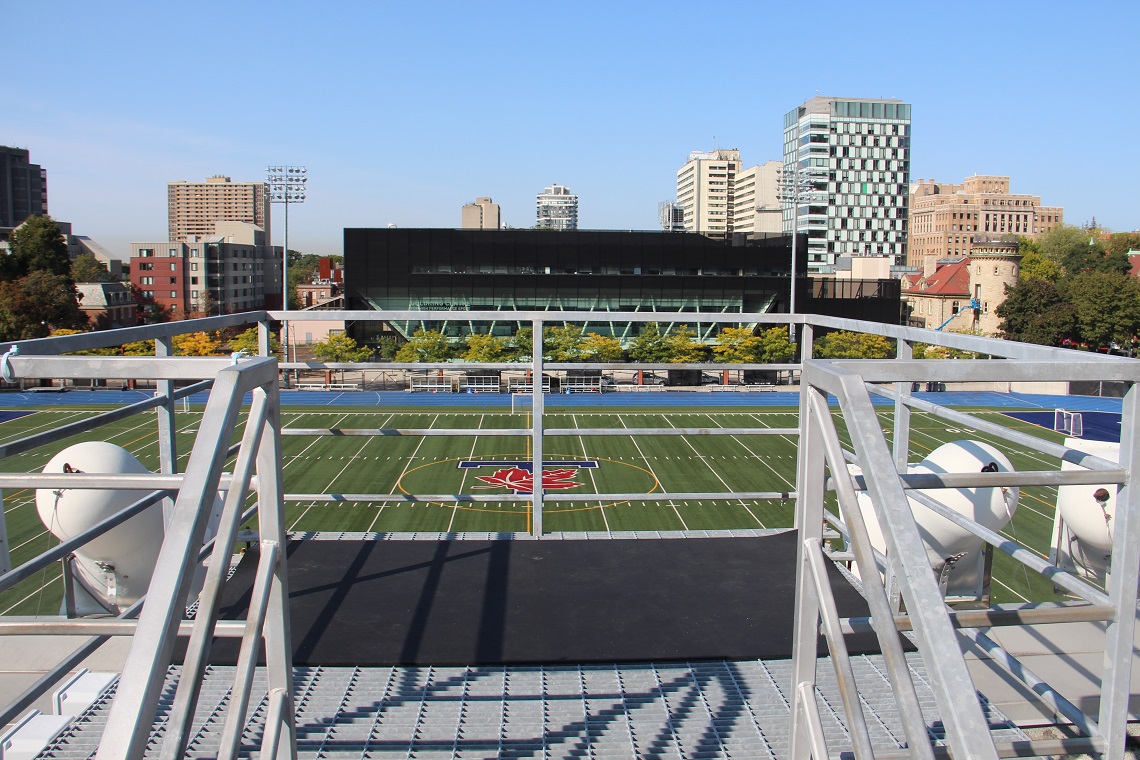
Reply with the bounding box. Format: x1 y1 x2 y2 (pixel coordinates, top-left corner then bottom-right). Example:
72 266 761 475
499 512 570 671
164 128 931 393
1054 409 1084 437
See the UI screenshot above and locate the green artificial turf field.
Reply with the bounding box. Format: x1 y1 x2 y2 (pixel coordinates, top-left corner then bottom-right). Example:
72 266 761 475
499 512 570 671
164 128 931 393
0 404 1073 616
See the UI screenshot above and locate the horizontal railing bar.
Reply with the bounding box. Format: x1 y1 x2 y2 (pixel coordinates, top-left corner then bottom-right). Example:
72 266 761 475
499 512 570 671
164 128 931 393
838 469 1127 491
0 312 266 355
843 358 1139 383
869 737 1106 759
281 427 799 437
285 491 795 503
869 384 1122 472
0 619 247 637
841 602 1114 633
0 491 169 593
0 474 238 490
281 361 803 371
907 488 1113 607
8 356 260 381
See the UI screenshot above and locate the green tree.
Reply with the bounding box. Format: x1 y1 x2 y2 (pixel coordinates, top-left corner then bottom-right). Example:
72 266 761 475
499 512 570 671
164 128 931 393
71 253 115 283
0 271 87 341
542 324 587 361
229 326 282 356
756 327 796 363
6 215 71 279
377 335 399 360
1038 225 1129 276
628 322 670 363
131 285 171 324
511 327 534 360
995 279 1077 346
665 325 704 363
813 330 894 359
1018 250 1062 283
1066 271 1140 349
463 333 512 361
581 332 624 362
312 331 373 362
712 326 761 363
394 329 454 362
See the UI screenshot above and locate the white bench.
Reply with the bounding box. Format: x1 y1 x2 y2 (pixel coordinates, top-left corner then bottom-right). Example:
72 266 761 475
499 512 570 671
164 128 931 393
297 383 360 391
741 384 776 392
614 384 665 392
409 381 455 393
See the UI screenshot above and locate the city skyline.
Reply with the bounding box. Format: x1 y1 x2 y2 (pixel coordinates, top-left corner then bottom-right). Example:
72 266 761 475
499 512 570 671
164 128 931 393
2 1 1136 259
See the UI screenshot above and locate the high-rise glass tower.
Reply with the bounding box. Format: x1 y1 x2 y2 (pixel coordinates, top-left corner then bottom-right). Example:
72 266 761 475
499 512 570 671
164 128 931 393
782 97 911 272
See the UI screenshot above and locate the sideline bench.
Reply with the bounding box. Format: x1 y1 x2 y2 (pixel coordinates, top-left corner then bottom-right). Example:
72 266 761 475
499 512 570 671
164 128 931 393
297 383 361 391
409 381 456 393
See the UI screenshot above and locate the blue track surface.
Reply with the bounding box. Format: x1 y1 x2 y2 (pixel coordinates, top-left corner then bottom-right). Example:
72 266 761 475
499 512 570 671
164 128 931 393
0 388 1125 411
1001 410 1123 443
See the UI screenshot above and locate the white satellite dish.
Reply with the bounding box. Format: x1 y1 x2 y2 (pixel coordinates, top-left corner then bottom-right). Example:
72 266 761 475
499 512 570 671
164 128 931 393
1055 437 1120 580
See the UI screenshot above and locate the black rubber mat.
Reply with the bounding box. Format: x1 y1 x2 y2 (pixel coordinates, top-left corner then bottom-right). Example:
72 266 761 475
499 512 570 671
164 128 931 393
208 534 897 666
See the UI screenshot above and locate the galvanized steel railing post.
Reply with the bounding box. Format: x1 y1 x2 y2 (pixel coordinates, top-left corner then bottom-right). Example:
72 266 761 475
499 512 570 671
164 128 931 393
155 337 179 525
893 338 912 473
1099 381 1140 759
530 319 544 537
790 383 826 760
255 381 297 760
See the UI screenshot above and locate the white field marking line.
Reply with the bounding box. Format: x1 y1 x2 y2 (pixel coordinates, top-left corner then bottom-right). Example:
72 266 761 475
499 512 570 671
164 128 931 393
366 413 439 531
446 414 483 533
617 414 687 530
11 528 53 553
0 409 90 444
718 413 796 491
989 575 1030 604
700 413 774 528
905 412 1059 471
281 413 364 530
573 413 610 533
665 414 762 527
0 566 62 616
289 434 375 531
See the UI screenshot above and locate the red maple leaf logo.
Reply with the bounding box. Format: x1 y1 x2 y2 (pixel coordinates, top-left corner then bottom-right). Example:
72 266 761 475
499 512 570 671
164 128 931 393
473 466 584 494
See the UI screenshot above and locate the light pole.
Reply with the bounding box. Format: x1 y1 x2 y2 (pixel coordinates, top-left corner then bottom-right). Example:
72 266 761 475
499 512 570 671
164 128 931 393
777 165 824 346
266 165 306 380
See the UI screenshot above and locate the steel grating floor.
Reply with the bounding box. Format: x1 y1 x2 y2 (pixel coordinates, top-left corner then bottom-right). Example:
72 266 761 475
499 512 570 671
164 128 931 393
38 655 1027 760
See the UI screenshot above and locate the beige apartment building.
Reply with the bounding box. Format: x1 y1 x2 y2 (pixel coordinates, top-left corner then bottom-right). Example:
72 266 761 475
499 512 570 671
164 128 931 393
908 175 1062 269
676 149 741 235
732 161 782 235
461 197 501 229
168 175 271 244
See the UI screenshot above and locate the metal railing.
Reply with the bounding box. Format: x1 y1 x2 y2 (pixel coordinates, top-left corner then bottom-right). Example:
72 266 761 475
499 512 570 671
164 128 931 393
0 310 1137 759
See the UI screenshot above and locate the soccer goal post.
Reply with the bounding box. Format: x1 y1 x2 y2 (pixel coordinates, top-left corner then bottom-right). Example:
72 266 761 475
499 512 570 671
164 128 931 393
1054 409 1083 437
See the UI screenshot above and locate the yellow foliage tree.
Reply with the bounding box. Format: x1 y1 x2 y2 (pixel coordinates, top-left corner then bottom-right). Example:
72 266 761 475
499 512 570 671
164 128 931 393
174 331 222 356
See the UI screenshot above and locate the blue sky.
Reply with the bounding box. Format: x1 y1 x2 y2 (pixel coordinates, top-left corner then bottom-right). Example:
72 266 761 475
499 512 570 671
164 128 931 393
3 0 1137 258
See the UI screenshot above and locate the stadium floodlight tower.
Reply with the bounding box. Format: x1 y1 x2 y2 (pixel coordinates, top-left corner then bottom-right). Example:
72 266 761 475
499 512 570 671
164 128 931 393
777 164 826 345
266 165 307 372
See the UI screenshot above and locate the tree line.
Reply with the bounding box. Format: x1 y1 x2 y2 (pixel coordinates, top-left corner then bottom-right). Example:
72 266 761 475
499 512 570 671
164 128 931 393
997 225 1140 351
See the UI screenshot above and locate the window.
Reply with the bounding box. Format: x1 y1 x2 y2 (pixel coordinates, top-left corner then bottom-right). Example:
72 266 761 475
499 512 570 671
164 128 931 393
138 248 153 258
170 291 177 299
168 248 177 256
191 277 198 285
191 291 198 299
190 262 198 271
170 262 177 271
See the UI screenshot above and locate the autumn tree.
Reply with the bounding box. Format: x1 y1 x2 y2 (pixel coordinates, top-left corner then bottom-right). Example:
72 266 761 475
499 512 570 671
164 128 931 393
511 327 534 360
229 326 282 356
394 329 454 362
174 331 223 356
463 333 512 362
542 325 587 361
756 327 796 363
712 326 761 363
813 330 893 359
665 325 704 363
580 333 623 361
